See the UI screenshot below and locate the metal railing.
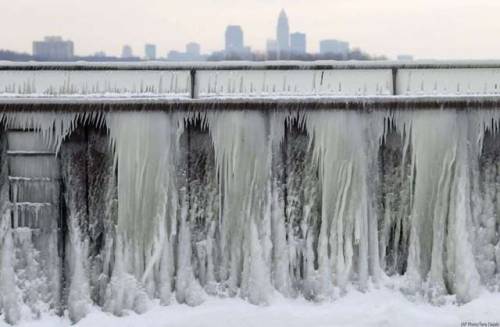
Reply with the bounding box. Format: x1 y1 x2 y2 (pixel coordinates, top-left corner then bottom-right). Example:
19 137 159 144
2 60 500 109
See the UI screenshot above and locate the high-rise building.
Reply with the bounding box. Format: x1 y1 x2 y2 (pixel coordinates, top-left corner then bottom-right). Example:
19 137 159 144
290 32 306 55
225 25 244 55
186 42 201 57
144 44 156 60
121 45 134 58
32 36 74 61
276 10 290 59
319 39 350 56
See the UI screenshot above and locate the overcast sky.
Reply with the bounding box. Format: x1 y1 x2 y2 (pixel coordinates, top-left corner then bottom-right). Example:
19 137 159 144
1 0 500 59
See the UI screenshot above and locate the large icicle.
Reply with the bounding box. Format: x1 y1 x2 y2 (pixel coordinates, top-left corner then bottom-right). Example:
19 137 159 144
305 111 385 298
402 110 481 303
104 112 184 314
208 111 274 304
60 128 92 322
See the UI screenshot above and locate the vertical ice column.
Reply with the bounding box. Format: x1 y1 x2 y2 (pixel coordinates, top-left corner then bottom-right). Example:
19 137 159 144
404 111 480 302
86 128 117 306
208 111 275 304
305 111 384 297
105 112 182 314
60 128 92 322
445 113 482 302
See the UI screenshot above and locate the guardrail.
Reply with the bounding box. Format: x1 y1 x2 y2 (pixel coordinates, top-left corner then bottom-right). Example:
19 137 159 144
3 60 500 70
1 61 500 105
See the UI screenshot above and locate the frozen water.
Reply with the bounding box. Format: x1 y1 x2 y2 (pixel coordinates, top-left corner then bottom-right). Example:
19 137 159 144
0 108 499 325
1 63 500 98
0 71 190 97
1 287 500 327
196 69 393 97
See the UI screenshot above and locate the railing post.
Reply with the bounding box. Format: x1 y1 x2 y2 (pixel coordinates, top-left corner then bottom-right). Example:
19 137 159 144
190 69 198 99
392 67 398 95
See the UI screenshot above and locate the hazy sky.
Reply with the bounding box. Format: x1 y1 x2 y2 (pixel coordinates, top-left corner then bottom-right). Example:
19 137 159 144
1 0 500 59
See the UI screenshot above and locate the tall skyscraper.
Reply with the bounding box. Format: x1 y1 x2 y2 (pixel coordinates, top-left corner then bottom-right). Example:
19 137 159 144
32 36 74 61
121 45 133 58
225 25 244 55
144 44 156 60
290 32 306 55
276 9 290 59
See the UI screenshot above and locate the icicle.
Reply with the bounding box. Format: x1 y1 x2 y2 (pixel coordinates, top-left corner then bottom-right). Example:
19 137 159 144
305 110 385 296
207 111 273 304
104 112 182 313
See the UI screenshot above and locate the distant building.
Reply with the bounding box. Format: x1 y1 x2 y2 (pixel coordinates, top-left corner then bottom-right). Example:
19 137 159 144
225 25 245 56
145 44 156 60
276 10 290 59
167 50 183 61
397 54 414 61
186 42 201 57
32 36 74 61
290 32 306 55
319 39 350 56
167 51 184 61
167 43 204 61
121 45 134 59
266 39 278 57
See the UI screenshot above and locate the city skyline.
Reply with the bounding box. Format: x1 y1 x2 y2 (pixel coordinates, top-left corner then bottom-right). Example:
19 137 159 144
21 11 354 61
2 0 500 59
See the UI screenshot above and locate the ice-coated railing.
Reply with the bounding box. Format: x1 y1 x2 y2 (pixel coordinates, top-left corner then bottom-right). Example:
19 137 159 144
2 60 500 103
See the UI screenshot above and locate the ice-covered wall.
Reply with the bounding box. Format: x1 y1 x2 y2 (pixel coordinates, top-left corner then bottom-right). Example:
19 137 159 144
0 109 500 325
0 70 190 97
397 68 500 95
196 69 393 97
1 64 500 99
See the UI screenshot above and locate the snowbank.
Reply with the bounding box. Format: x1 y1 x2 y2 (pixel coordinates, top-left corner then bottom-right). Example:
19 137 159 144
2 287 499 327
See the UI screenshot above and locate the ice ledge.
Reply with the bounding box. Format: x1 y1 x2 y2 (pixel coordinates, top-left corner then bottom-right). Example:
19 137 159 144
1 95 500 110
3 59 500 70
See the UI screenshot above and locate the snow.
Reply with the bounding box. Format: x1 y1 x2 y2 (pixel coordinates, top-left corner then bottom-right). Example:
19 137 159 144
1 286 499 327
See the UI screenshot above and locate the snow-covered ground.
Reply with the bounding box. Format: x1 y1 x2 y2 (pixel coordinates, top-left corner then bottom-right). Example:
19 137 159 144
2 287 500 327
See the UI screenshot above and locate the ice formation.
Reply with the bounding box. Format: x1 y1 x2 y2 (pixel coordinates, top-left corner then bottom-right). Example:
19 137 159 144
2 65 500 98
0 70 190 97
0 108 500 324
